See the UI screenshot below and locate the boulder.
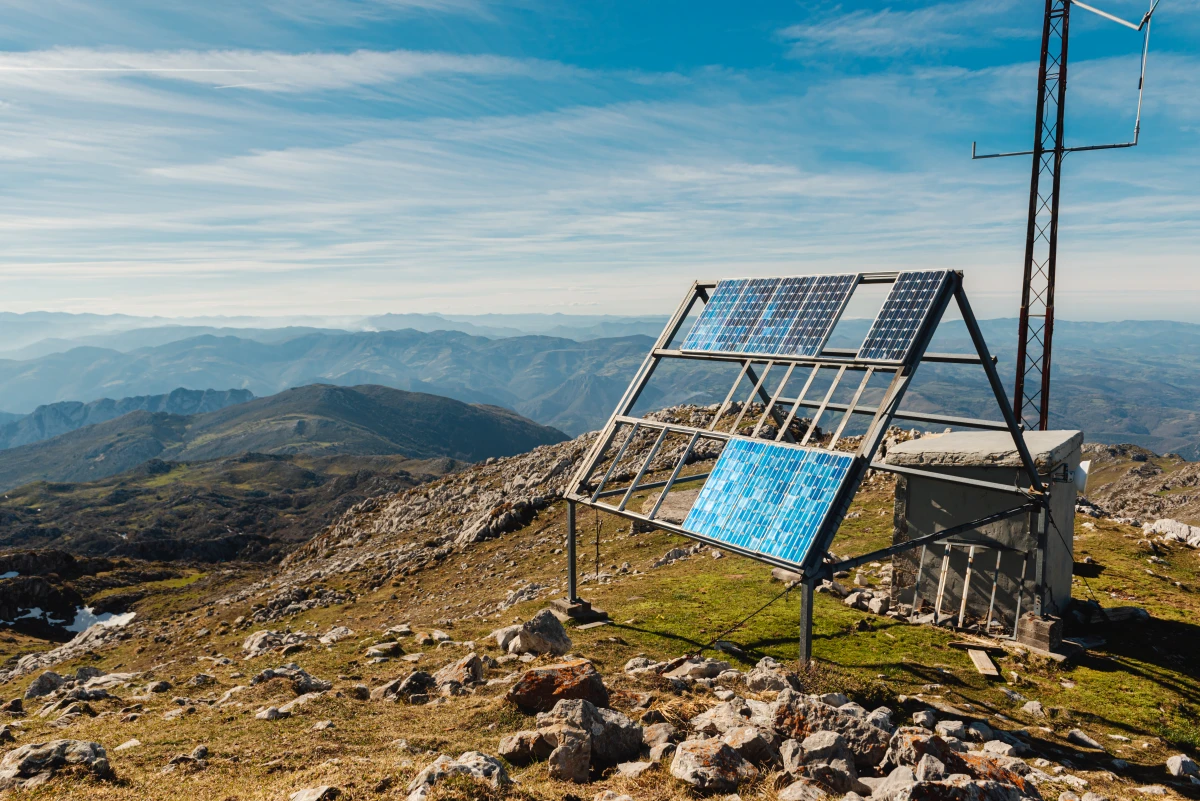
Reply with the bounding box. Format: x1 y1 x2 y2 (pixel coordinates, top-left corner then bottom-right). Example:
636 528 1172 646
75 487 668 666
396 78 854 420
665 657 730 680
913 709 937 730
721 726 779 766
1066 729 1103 750
1167 754 1199 777
405 751 511 801
779 778 827 801
366 642 402 658
772 689 891 770
506 660 608 712
670 738 759 794
745 656 792 692
497 730 550 766
24 672 64 700
491 625 522 652
643 722 677 747
507 609 572 656
935 720 967 740
691 698 771 736
543 725 591 783
318 626 354 645
434 653 483 687
535 699 642 766
0 739 113 790
615 760 653 778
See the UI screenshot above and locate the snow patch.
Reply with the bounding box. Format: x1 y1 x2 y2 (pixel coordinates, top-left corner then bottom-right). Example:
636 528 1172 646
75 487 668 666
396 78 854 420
0 571 18 580
64 607 136 633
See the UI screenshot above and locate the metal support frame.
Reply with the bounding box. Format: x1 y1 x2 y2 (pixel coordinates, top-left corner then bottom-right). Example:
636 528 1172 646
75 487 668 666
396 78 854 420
565 271 1050 663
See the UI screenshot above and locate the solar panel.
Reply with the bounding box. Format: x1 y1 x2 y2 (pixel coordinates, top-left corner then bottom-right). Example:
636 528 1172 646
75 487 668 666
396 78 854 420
742 276 815 355
775 273 858 357
857 270 951 362
680 279 748 351
682 439 854 568
711 277 780 352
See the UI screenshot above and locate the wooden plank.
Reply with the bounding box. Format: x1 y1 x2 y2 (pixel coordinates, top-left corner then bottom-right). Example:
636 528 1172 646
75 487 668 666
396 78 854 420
575 621 610 630
968 648 1000 678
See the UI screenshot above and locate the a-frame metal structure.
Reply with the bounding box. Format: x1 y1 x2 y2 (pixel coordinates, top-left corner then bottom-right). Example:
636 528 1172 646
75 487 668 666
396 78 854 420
562 270 1051 662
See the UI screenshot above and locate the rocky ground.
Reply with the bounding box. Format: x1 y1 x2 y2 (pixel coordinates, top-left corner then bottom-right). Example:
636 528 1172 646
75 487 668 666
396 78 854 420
0 411 1196 800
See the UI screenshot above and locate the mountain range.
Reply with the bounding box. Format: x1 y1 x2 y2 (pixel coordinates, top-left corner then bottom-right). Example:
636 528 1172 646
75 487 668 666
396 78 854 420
0 316 1197 457
0 384 567 491
0 388 253 451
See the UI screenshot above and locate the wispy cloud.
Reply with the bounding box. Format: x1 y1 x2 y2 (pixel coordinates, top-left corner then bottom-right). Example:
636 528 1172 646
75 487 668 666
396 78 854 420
780 0 1028 58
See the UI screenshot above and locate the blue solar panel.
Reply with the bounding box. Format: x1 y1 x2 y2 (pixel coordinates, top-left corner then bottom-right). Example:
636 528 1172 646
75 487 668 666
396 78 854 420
742 276 815 355
683 273 856 357
711 277 780 352
681 279 748 351
775 273 858 357
857 270 950 362
759 450 853 563
682 439 854 568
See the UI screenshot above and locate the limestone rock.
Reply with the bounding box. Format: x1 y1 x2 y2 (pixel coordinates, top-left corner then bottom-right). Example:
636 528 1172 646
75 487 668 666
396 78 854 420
1167 754 1199 777
0 739 113 790
366 642 402 658
670 738 758 794
1066 729 1102 750
506 659 608 712
779 778 827 801
771 689 891 771
535 698 642 766
543 725 591 783
506 609 572 656
745 656 791 692
497 730 550 766
434 653 483 687
24 672 65 700
721 725 779 766
405 751 511 800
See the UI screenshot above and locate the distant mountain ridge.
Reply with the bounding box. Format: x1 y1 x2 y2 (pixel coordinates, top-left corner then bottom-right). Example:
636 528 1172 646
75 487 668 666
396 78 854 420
0 319 1197 456
0 388 254 450
0 384 567 491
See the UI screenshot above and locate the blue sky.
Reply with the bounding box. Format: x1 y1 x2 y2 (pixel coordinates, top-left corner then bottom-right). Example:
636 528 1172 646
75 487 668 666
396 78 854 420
0 0 1195 320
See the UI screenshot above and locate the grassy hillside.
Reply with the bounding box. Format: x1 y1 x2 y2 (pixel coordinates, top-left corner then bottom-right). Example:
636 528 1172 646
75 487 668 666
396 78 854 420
1 434 1196 800
0 452 461 562
0 384 567 491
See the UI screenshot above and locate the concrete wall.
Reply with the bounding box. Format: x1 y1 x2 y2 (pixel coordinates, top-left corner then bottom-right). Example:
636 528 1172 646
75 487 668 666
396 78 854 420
886 431 1080 633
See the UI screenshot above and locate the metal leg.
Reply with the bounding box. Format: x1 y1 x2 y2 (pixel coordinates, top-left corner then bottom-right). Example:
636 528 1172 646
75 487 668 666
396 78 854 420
910 545 928 619
933 544 952 625
958 545 976 628
567 500 578 602
985 549 1002 633
798 580 814 665
1012 551 1030 638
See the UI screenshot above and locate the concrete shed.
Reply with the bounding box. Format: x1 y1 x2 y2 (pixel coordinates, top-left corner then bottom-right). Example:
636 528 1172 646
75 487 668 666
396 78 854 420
884 430 1083 632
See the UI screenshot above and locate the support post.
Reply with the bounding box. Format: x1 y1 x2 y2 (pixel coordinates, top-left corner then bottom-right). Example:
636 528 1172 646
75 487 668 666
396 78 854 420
798 579 815 666
567 500 578 602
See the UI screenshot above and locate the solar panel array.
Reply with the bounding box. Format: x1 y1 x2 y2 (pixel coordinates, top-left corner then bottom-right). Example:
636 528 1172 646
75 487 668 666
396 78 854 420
683 438 853 567
857 270 951 362
682 274 858 357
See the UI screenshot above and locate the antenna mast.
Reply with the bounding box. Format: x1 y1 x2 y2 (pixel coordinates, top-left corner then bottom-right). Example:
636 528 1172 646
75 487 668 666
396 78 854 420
972 0 1161 431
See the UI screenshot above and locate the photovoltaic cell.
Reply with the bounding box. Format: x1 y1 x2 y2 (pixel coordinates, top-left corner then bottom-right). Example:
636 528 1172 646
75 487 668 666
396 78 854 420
680 279 748 351
683 438 854 568
711 277 780 352
741 276 815 355
857 270 951 362
775 273 858 357
682 273 856 357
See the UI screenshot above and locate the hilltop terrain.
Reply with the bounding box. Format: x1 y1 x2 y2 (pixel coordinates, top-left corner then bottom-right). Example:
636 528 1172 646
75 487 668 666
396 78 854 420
0 452 461 563
0 416 1195 800
0 384 566 491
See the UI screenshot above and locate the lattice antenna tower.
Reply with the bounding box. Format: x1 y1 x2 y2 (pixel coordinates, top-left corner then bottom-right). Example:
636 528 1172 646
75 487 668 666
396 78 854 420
972 0 1163 431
